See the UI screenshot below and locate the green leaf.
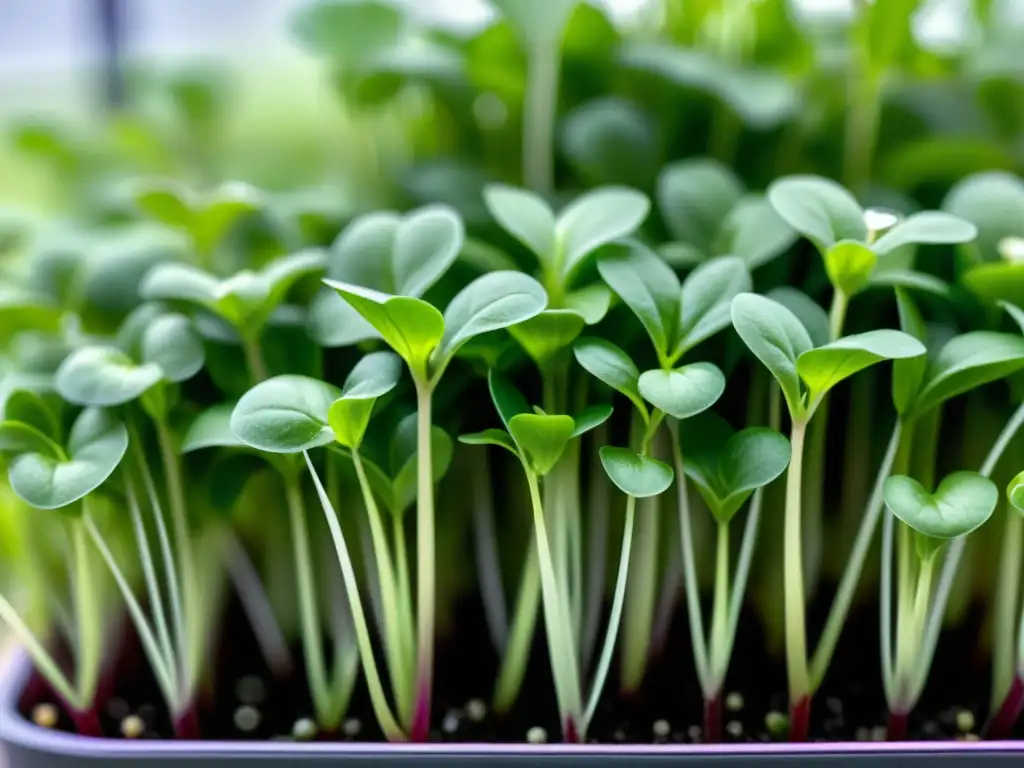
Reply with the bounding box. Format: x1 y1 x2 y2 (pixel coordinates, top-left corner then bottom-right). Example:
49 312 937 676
870 211 977 256
0 421 64 458
657 158 743 252
556 187 650 278
323 280 445 380
561 97 658 189
1 389 59 440
597 240 680 358
599 446 673 498
132 179 192 229
140 313 204 383
796 330 925 404
716 427 791 522
326 205 464 297
638 363 725 419
388 413 454 514
884 472 998 559
564 284 612 324
675 255 751 356
571 404 613 437
717 195 796 269
892 288 929 416
434 271 547 373
942 172 1024 263
140 261 219 305
291 0 402 65
766 287 830 348
909 332 1024 420
491 0 578 48
458 429 519 456
182 403 244 453
483 184 556 266
508 309 586 367
824 240 877 297
55 346 163 407
306 289 381 348
328 352 403 449
868 269 950 297
487 369 531 432
8 408 128 510
962 261 1024 308
573 337 646 416
1003 302 1024 335
767 175 867 249
230 375 340 453
1008 471 1024 515
508 413 575 476
730 293 813 416
192 182 263 257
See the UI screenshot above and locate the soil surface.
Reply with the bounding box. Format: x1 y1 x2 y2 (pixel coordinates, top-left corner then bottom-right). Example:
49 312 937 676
16 591 1023 744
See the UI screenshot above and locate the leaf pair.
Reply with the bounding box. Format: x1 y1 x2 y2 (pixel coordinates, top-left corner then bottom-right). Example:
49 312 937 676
483 183 649 288
132 179 262 257
730 293 926 419
141 250 325 337
55 304 204 410
768 175 976 297
657 158 795 269
682 411 791 525
0 399 127 511
884 472 998 561
597 243 751 367
324 271 548 385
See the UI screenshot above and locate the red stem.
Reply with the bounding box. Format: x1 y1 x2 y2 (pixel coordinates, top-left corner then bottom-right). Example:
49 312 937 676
409 675 431 742
789 695 810 742
564 715 580 744
174 705 201 740
887 710 908 741
68 707 104 737
985 674 1024 740
704 693 722 743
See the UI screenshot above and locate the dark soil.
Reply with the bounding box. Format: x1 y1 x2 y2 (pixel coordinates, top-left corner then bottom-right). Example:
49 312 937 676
16 589 1024 744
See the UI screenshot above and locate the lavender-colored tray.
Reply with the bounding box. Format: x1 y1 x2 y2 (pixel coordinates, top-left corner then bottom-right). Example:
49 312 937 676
2 653 1022 766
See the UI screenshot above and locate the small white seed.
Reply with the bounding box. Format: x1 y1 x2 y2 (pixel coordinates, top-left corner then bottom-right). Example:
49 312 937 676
234 705 261 733
121 715 145 739
725 692 744 712
342 718 362 738
292 718 318 741
765 711 788 736
726 720 743 738
956 709 975 733
32 703 59 729
442 710 461 734
652 719 671 738
526 725 547 744
465 698 487 723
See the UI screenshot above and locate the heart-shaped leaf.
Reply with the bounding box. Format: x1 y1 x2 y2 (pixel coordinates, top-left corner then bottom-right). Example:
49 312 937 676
323 280 445 381
508 309 586 367
675 255 751 357
327 352 403 449
766 287 830 348
870 211 977 256
182 403 245 453
508 413 576 476
556 187 650 279
55 346 163 407
8 408 128 510
141 261 219 305
824 240 877 297
657 158 743 253
434 271 547 374
797 330 926 404
306 289 381 348
0 421 64 458
599 446 673 498
140 313 204 382
483 184 556 267
767 175 867 249
231 375 340 453
290 0 402 64
597 240 680 360
1 389 59 440
571 404 613 437
1009 471 1024 515
327 205 464 297
487 369 531 431
638 362 725 419
730 293 813 416
564 284 612 324
884 472 998 560
458 429 519 455
908 332 1024 420
573 337 646 416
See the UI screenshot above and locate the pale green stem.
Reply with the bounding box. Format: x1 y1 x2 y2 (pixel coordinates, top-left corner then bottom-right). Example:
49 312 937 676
583 494 636 728
68 516 102 711
784 417 810 705
620 492 659 693
413 381 436 737
893 520 916 705
84 513 178 712
393 514 415 691
993 509 1022 709
302 451 405 740
526 468 583 735
726 482 762 669
810 421 902 690
352 450 413 725
471 447 508 652
242 334 269 383
880 496 896 703
581 426 610 670
894 553 934 712
669 418 709 692
284 473 332 724
828 290 849 343
707 521 730 691
913 401 1024 704
523 41 560 195
0 592 80 708
493 540 541 713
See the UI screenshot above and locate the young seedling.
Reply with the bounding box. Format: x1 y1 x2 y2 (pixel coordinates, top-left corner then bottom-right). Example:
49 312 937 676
596 241 750 692
677 411 791 741
323 270 547 739
881 471 999 738
0 403 133 736
986 471 1024 738
139 248 325 382
483 184 648 710
730 291 926 740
